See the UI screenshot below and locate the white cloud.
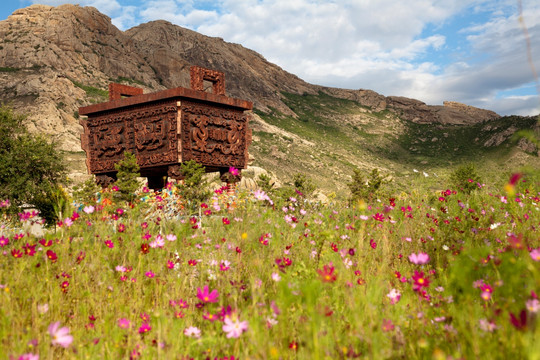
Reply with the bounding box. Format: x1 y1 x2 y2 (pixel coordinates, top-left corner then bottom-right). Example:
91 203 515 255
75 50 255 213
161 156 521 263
25 0 540 115
29 0 123 14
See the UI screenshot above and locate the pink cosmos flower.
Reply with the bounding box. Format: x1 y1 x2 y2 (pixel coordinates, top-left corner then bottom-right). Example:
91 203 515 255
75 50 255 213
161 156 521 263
83 205 95 214
166 234 177 242
197 285 219 303
48 321 73 348
63 218 73 227
222 316 249 338
530 248 540 261
526 299 539 313
184 326 201 338
117 318 131 329
138 322 151 334
478 318 497 332
145 271 155 278
17 354 39 360
229 167 240 177
386 289 401 304
0 235 9 247
408 252 430 265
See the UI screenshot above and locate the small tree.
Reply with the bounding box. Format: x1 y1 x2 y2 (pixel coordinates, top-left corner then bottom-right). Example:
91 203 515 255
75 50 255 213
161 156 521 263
348 168 387 204
178 160 211 211
0 105 67 225
114 151 140 202
257 173 275 193
293 173 316 198
449 163 482 194
72 176 101 204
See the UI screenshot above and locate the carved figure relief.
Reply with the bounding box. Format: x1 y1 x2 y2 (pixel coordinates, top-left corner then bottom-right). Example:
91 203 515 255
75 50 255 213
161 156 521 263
79 66 252 189
180 101 248 169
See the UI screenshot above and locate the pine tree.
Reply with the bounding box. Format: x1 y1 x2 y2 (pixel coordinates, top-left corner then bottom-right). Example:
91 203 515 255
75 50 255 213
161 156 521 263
114 151 140 202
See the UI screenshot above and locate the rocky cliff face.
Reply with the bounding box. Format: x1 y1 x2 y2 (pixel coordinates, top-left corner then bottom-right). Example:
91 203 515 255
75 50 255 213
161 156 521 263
0 4 506 156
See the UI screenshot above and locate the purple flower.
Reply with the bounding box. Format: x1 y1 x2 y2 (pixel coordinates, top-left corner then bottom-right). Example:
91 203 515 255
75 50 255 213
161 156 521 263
48 321 73 348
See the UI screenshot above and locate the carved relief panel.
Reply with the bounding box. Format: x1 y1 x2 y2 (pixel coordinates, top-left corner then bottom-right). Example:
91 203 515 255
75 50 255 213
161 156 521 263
83 101 178 173
180 101 250 169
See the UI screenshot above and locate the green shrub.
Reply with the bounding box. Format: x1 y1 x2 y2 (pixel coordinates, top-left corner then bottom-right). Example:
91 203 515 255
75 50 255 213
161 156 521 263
292 173 315 198
178 160 211 211
0 105 67 224
257 173 275 193
114 151 140 203
449 163 482 194
72 176 101 204
348 168 388 203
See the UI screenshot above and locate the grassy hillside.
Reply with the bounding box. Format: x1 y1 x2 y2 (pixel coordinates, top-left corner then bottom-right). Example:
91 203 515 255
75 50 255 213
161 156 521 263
249 91 540 196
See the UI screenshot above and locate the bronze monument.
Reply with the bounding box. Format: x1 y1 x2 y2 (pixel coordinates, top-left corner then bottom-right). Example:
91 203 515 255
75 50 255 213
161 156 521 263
79 66 252 189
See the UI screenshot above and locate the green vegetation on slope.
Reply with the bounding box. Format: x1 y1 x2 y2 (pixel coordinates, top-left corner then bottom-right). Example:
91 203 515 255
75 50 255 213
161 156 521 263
251 91 539 195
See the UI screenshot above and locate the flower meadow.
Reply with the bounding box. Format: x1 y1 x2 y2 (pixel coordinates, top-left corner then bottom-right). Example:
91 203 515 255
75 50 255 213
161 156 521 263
0 173 539 360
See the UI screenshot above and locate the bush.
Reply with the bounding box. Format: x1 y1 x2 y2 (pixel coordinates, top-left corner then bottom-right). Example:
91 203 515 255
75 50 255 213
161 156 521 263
257 173 275 194
178 160 211 211
348 168 387 203
114 151 140 203
72 176 101 204
449 163 482 194
0 105 67 224
292 173 315 198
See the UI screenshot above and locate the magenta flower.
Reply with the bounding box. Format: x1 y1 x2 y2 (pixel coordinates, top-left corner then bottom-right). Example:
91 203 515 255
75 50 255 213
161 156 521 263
145 271 155 278
408 252 430 265
138 322 151 334
229 167 240 177
118 318 131 329
222 316 249 338
0 235 9 247
197 285 219 303
48 321 73 348
16 354 39 360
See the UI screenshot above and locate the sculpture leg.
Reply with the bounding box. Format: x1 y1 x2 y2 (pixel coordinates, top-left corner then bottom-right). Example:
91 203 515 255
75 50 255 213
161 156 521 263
147 175 166 191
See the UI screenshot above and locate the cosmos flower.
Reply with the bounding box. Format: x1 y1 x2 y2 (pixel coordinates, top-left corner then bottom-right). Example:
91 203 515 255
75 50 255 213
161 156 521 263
184 326 201 338
408 252 430 265
412 271 430 291
117 318 131 329
222 316 249 338
530 248 540 262
197 285 219 303
317 264 337 283
48 322 73 348
386 289 401 304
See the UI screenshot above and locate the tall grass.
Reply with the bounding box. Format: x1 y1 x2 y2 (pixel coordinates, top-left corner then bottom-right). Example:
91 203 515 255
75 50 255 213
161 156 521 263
0 174 539 359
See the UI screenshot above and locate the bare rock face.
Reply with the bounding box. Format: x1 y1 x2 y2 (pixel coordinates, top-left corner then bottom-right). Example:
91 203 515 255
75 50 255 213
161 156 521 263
0 4 162 151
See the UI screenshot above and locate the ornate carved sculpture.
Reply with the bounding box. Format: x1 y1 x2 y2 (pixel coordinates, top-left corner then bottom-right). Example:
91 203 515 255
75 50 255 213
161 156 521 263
79 66 252 190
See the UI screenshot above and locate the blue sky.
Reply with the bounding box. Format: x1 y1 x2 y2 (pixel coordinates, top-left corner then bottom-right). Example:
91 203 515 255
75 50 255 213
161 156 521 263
1 0 539 116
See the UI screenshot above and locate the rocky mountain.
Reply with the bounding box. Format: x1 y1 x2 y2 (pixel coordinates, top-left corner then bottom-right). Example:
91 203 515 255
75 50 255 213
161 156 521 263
0 4 538 191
